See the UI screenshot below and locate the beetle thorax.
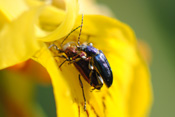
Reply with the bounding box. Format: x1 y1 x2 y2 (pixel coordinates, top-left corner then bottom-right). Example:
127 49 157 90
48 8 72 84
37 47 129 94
62 42 76 51
62 42 77 57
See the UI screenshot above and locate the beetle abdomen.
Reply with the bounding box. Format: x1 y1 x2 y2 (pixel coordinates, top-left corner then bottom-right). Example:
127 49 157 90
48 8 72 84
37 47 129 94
93 50 113 87
74 59 103 90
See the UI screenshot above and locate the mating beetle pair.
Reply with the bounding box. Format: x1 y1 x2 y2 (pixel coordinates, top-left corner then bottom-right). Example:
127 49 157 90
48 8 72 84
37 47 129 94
49 15 113 110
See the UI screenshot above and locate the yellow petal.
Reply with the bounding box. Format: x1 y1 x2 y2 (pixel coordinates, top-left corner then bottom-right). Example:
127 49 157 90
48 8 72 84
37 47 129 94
0 10 9 29
0 8 42 69
38 0 79 42
107 39 152 117
25 0 52 7
0 0 28 22
40 5 65 26
128 58 152 117
75 15 137 44
59 15 152 116
32 45 79 117
38 5 65 31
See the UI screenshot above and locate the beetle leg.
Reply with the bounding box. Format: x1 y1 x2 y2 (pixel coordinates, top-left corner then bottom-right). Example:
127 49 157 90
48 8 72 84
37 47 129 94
68 58 81 64
83 56 91 61
69 54 90 64
88 61 94 70
48 44 55 49
89 70 93 86
78 74 86 111
53 54 70 68
95 72 103 89
59 57 71 68
54 55 67 59
88 62 94 86
90 73 103 91
49 44 64 53
68 53 89 64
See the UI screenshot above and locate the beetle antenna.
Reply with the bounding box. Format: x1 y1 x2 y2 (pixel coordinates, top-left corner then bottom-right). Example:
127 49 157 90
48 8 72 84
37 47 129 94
60 14 84 48
60 25 81 47
77 14 84 46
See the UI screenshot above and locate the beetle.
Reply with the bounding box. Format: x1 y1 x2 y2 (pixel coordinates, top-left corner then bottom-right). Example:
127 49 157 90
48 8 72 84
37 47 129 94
49 42 104 111
57 14 113 88
77 43 113 88
49 14 113 110
49 41 104 110
61 42 104 90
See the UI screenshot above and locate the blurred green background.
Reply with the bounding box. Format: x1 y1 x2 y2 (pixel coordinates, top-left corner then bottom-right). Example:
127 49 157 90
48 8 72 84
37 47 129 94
0 0 174 117
98 0 175 116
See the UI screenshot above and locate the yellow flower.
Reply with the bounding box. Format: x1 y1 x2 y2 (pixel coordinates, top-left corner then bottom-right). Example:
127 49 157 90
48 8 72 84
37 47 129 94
0 0 152 117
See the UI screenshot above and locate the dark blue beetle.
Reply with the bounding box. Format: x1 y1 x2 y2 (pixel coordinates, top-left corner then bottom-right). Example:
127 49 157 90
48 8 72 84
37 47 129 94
78 43 113 88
